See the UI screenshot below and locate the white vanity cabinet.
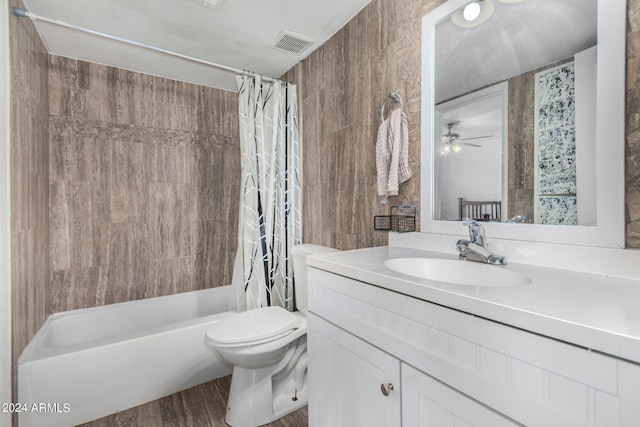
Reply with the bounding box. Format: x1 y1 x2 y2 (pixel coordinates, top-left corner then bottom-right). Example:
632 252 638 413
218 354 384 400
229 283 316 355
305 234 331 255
307 267 640 427
401 364 518 427
308 313 401 427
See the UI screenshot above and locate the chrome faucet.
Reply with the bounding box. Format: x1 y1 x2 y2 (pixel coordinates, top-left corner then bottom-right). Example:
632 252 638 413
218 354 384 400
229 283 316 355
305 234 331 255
456 218 506 265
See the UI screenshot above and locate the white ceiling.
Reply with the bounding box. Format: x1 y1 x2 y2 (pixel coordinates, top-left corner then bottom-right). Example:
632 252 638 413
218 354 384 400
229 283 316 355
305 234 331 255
22 0 374 91
435 0 597 103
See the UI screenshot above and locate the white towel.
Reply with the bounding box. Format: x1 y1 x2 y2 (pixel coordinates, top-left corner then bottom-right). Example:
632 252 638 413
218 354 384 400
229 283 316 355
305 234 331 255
376 109 411 196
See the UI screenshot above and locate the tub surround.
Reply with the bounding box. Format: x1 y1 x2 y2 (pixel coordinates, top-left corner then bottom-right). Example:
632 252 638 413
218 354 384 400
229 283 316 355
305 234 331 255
48 56 241 313
308 243 640 364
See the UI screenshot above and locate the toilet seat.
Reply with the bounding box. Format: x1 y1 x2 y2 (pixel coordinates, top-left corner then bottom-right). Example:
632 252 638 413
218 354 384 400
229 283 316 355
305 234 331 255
205 306 300 348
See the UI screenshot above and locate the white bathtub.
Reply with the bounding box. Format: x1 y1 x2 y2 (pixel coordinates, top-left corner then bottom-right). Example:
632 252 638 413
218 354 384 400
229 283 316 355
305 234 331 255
18 286 235 427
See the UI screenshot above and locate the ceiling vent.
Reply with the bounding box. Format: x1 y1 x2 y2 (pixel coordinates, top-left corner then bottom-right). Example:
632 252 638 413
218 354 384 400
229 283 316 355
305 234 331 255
271 30 315 55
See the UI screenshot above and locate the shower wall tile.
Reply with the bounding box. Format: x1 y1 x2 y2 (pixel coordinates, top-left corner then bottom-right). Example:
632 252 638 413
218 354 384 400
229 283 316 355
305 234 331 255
148 183 193 260
49 56 240 312
192 220 229 290
9 0 50 411
143 258 195 299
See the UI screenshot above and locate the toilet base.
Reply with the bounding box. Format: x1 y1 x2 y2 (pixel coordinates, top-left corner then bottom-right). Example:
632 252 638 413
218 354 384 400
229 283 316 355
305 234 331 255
224 341 308 427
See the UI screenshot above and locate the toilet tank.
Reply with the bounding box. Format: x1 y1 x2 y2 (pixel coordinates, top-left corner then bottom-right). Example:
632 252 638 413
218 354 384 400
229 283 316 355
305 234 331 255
292 244 340 314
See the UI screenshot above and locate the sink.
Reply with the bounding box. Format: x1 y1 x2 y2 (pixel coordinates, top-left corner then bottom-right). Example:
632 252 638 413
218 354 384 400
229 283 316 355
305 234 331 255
384 258 531 287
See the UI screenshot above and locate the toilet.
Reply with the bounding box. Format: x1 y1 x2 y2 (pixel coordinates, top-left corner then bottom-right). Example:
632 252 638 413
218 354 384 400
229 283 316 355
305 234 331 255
204 244 338 427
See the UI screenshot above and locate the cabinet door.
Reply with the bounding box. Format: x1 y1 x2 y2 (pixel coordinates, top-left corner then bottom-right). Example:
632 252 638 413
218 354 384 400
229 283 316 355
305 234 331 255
402 364 519 427
308 313 401 427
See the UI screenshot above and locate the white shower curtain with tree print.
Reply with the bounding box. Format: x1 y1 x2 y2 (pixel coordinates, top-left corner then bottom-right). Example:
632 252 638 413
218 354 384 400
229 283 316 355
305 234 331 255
230 74 302 312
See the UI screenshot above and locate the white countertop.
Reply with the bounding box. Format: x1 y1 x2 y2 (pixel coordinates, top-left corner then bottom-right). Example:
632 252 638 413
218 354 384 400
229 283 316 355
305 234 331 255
308 245 640 364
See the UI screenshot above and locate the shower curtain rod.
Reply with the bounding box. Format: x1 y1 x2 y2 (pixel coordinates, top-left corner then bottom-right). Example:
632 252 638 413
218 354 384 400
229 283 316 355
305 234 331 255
11 7 282 84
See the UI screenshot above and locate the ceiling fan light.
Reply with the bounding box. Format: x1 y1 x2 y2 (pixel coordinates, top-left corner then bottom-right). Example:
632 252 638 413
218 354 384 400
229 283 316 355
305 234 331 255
452 143 463 154
440 144 451 156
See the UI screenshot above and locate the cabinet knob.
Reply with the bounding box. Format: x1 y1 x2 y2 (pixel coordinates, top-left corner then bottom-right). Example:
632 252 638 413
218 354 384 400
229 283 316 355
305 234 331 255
380 383 394 396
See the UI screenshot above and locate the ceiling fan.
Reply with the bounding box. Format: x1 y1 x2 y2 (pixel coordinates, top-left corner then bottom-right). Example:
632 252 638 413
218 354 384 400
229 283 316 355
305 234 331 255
440 122 492 155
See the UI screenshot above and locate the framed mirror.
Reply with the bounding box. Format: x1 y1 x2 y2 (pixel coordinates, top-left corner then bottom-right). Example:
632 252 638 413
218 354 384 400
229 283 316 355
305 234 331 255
421 0 626 248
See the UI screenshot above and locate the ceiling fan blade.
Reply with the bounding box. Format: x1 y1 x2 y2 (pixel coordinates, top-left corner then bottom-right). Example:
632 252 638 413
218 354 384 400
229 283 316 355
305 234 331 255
459 135 493 141
460 142 483 147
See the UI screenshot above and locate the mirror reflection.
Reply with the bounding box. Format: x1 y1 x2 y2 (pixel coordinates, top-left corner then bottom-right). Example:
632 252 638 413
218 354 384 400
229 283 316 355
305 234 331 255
433 0 597 225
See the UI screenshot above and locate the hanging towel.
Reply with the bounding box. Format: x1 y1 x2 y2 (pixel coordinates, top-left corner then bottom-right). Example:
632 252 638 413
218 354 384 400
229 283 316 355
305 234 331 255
376 108 411 196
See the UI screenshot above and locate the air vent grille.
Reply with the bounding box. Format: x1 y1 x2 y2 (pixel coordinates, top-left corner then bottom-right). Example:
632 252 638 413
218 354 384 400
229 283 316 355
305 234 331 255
271 30 315 55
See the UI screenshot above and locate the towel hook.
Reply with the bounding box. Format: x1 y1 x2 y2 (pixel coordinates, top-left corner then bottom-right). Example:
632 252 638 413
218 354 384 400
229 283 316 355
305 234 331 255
381 90 403 123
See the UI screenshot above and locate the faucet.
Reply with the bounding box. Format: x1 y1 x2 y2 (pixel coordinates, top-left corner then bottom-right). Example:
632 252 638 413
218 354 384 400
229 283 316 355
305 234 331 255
507 215 526 223
456 218 506 265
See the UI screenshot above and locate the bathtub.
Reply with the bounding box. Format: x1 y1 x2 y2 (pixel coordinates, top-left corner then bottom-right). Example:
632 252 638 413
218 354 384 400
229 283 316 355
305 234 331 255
18 286 235 427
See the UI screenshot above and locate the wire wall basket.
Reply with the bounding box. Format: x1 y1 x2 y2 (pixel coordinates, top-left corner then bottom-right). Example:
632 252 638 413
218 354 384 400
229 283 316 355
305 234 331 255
374 206 416 233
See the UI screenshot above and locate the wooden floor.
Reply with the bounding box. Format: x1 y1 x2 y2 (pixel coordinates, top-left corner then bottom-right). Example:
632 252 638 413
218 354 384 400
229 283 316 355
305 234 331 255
80 376 308 427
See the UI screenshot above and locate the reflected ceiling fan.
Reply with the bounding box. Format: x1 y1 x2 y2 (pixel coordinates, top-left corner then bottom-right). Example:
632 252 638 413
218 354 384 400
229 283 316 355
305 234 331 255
441 122 492 155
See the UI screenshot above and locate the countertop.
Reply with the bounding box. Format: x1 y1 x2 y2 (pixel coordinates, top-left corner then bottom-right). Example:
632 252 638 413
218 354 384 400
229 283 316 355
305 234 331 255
307 245 640 364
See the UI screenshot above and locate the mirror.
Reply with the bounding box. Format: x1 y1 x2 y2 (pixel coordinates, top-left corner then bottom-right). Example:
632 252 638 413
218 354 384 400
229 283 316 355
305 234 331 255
421 0 626 247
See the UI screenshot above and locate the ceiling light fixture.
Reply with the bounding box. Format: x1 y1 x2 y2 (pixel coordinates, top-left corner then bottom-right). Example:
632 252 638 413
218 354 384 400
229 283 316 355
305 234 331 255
451 0 494 28
463 2 481 21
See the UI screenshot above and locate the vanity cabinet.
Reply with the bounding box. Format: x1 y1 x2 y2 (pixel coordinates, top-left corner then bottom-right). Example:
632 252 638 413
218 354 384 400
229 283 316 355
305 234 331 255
401 363 517 427
307 267 640 427
308 313 401 427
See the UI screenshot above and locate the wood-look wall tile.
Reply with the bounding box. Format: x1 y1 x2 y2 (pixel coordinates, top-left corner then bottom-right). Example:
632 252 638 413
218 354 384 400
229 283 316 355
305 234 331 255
10 0 50 403
192 220 227 288
146 143 191 184
47 57 239 315
300 93 324 186
302 184 326 246
222 138 241 183
628 191 640 223
142 258 195 299
49 179 102 270
628 222 640 248
148 183 193 260
50 268 101 312
332 125 358 234
97 222 150 305
48 55 78 90
194 145 225 220
627 128 640 184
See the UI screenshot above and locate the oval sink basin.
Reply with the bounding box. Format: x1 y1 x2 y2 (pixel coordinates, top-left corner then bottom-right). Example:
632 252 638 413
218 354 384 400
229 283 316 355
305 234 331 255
384 258 531 287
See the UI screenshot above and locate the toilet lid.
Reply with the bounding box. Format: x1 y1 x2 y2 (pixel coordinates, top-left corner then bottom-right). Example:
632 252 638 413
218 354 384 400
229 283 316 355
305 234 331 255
205 306 300 347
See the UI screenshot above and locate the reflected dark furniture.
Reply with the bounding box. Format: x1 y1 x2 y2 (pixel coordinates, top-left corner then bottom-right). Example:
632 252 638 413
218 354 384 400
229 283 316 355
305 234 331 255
458 198 501 222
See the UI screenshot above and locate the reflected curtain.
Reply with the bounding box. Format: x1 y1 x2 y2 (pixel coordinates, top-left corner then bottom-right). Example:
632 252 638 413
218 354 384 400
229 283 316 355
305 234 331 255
230 74 302 312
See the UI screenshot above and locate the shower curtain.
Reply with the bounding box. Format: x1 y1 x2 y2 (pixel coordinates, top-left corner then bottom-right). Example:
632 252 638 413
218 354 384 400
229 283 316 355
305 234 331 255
230 74 302 312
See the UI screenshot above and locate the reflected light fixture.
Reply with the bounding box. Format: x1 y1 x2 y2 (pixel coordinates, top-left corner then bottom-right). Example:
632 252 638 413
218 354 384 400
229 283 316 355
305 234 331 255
440 138 463 156
451 0 494 28
463 2 481 21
